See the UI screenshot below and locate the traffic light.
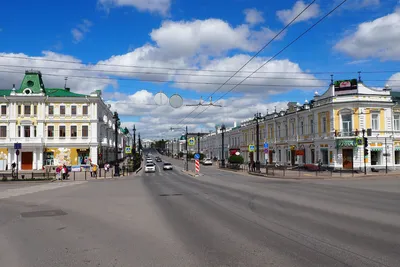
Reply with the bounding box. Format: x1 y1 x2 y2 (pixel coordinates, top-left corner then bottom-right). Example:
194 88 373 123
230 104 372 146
363 137 368 156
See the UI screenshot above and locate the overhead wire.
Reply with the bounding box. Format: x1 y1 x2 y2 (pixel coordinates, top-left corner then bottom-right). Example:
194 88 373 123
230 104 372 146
185 0 350 126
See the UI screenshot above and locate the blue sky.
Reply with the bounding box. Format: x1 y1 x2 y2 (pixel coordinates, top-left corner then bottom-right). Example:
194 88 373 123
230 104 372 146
1 0 400 138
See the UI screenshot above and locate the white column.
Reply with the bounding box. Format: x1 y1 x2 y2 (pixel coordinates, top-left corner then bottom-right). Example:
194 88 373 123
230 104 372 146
7 150 12 170
38 150 43 170
90 146 98 165
33 149 37 169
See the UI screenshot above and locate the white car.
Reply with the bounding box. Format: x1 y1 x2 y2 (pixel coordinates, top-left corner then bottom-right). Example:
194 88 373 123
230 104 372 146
146 159 153 163
202 158 213 165
145 163 156 173
163 162 173 170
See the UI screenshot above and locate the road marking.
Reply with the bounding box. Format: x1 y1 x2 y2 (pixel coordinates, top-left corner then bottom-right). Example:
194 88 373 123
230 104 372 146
0 181 87 200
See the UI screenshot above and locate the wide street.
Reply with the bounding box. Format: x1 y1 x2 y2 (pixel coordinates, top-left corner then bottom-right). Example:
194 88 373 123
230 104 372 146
1 153 400 267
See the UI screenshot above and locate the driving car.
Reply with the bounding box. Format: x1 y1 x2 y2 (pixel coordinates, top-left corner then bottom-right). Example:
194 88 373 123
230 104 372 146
202 158 213 165
146 158 153 163
144 163 156 173
156 157 162 162
163 162 173 170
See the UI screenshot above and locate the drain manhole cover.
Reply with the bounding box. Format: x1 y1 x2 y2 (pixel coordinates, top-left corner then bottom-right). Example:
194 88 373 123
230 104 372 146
21 210 67 218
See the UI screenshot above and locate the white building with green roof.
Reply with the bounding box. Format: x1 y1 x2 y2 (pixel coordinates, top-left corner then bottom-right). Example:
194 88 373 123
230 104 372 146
0 70 129 170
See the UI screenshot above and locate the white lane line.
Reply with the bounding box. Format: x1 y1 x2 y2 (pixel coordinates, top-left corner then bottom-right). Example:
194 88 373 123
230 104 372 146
0 181 87 200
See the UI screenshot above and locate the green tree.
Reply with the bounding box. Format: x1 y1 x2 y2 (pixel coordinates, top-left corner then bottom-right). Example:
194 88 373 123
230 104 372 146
228 155 244 164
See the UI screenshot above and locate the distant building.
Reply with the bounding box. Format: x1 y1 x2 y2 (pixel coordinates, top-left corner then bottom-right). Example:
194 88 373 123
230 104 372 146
200 79 400 170
0 70 129 170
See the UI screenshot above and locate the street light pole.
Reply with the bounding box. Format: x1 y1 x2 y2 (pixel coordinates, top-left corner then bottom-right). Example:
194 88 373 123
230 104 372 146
185 126 188 171
254 112 262 172
221 124 226 168
197 132 200 155
362 129 366 175
133 125 136 168
113 112 120 176
385 137 388 174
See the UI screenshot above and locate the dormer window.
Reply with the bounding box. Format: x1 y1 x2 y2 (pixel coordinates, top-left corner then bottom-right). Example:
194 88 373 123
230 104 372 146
23 88 32 94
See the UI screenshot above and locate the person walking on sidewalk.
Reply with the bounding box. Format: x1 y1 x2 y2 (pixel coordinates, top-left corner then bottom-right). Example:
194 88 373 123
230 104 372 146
92 164 98 178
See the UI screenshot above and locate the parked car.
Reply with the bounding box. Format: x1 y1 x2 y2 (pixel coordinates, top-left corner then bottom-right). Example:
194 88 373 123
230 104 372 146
144 163 156 173
202 158 213 165
163 162 173 170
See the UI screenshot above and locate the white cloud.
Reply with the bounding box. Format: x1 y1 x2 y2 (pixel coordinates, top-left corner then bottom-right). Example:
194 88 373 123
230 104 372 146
276 1 320 25
98 0 171 15
71 19 93 43
244 8 265 25
346 59 371 65
0 51 116 94
149 19 278 58
388 72 400 89
172 54 325 94
334 10 400 60
109 90 289 139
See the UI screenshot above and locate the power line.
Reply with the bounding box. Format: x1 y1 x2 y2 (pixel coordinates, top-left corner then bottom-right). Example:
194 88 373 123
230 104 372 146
1 54 399 75
176 0 318 127
187 0 349 125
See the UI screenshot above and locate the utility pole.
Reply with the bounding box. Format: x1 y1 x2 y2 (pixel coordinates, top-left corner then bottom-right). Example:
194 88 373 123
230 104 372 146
113 112 120 176
254 112 262 172
197 132 200 155
133 125 136 168
185 126 188 171
221 124 226 168
362 129 367 175
385 137 388 174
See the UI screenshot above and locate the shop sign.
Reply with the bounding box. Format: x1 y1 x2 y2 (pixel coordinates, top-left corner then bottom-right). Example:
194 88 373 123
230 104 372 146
334 79 358 96
78 148 89 152
295 150 304 156
71 165 81 172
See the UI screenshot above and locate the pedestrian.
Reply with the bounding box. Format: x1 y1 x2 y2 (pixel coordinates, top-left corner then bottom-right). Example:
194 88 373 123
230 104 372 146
248 161 251 171
104 163 109 172
252 161 255 172
56 165 61 180
62 164 67 180
93 164 98 178
90 164 93 177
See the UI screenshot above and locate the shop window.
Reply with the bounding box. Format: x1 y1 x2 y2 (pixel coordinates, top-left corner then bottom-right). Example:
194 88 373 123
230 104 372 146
44 152 54 166
371 150 381 165
321 149 328 164
395 151 400 165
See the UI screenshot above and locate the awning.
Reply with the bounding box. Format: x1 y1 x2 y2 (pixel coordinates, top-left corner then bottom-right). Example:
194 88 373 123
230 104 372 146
370 147 383 151
336 139 357 147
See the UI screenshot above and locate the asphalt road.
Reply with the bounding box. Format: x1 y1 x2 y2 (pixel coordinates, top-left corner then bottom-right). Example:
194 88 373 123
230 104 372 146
0 155 399 266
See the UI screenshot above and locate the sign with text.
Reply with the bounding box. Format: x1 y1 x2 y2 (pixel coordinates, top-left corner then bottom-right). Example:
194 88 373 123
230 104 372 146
334 79 358 96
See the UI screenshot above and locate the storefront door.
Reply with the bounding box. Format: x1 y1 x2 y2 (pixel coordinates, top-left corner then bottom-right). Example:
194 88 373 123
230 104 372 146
21 152 33 170
291 150 296 165
342 149 353 169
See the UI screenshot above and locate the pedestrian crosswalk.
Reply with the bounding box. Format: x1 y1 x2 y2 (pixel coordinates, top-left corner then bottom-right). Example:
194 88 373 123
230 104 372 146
0 181 87 200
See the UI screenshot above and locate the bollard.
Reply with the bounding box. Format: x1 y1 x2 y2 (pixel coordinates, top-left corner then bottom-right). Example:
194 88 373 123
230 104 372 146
105 170 107 179
74 172 76 181
99 168 102 177
298 166 300 177
85 171 87 180
111 169 114 177
32 172 34 179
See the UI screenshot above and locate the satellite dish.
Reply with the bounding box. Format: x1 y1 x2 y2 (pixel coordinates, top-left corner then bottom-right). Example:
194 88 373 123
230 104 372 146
169 94 183 108
154 92 169 106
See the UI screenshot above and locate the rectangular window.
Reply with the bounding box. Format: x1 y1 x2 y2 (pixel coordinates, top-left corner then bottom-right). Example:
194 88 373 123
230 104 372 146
277 126 281 137
24 126 30 138
48 126 54 138
48 105 54 116
1 105 6 115
34 126 37 137
372 114 379 130
300 121 304 135
342 114 352 136
291 122 295 135
285 125 288 137
59 126 66 138
82 125 89 138
18 105 21 115
322 117 327 133
24 105 31 116
82 105 88 115
71 105 77 116
60 105 66 116
310 119 314 134
18 126 21 137
71 125 77 137
394 115 400 131
0 126 6 138
34 105 37 115
278 150 282 161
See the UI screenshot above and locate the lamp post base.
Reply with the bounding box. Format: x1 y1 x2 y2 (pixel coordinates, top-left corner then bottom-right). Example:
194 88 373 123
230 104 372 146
255 161 261 172
221 159 225 168
114 163 120 176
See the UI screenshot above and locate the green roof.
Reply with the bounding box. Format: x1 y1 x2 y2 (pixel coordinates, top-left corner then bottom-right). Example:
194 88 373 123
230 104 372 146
45 88 87 97
391 91 400 100
17 71 46 94
0 89 12 96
